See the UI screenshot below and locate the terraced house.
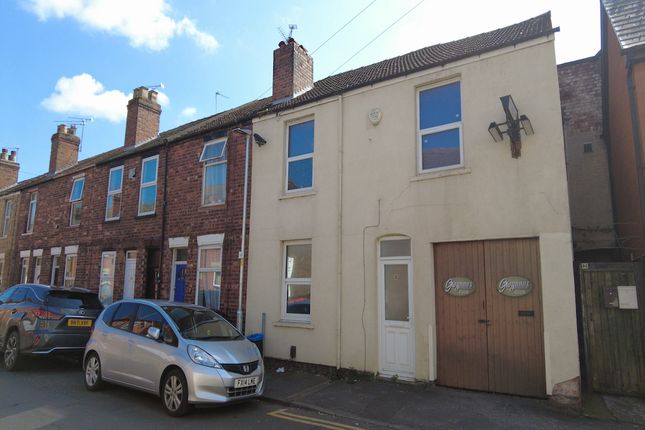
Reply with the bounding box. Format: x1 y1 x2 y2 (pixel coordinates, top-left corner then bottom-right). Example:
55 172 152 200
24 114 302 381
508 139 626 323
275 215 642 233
0 86 272 327
246 12 580 404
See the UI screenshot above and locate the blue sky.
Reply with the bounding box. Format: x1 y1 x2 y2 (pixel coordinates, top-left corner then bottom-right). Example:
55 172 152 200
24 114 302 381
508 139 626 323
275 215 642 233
0 0 600 181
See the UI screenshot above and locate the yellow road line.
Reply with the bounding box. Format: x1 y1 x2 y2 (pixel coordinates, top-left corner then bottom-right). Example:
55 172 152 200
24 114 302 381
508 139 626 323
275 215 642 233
267 408 362 430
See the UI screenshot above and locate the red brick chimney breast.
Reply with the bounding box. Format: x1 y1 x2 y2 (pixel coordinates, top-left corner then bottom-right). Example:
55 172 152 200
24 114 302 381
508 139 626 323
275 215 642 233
272 38 314 103
49 125 80 174
124 86 162 147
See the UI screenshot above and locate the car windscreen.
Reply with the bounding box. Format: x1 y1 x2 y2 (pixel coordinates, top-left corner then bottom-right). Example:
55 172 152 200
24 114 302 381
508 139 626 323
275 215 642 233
162 306 243 341
46 291 103 310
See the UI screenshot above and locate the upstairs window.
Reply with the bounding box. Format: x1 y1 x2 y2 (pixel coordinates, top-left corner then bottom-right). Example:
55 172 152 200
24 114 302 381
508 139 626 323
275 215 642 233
106 166 123 221
1 200 12 238
69 177 85 226
418 81 462 173
286 120 314 192
26 193 37 234
201 139 227 206
138 156 158 216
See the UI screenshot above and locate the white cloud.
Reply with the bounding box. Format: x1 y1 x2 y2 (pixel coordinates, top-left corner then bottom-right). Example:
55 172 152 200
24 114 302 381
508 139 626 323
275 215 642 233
180 107 197 118
156 91 170 107
24 0 218 51
41 73 130 122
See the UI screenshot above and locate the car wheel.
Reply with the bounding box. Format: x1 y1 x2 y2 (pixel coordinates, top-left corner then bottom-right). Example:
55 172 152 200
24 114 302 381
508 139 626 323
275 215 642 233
161 369 190 417
3 330 21 371
84 353 104 391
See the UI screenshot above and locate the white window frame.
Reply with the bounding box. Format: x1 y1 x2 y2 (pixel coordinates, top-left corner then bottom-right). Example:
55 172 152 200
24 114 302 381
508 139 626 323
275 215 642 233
281 240 312 322
64 254 77 288
69 177 85 227
26 193 37 234
1 200 12 238
20 257 30 284
416 80 463 174
285 119 315 194
0 255 4 288
138 155 159 216
50 255 60 286
106 166 124 221
195 244 223 310
201 139 227 206
99 251 116 305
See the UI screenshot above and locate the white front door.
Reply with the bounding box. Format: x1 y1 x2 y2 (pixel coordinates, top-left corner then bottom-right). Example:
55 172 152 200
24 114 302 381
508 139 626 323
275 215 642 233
379 259 415 379
123 251 137 299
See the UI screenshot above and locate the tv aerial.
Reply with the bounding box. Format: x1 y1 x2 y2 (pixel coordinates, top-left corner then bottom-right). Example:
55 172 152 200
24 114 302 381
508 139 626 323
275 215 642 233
54 116 94 151
278 24 298 42
215 91 229 113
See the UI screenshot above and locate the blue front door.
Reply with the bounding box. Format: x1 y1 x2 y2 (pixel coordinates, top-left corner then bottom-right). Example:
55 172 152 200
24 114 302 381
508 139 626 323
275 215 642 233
173 263 187 302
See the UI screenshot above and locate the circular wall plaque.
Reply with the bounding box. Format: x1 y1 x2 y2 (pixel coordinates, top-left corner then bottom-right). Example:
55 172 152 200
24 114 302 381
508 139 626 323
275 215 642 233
497 276 533 297
368 108 383 125
443 277 476 297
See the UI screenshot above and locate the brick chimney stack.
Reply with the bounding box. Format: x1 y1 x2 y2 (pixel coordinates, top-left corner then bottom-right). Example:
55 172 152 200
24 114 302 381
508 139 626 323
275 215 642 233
272 38 314 103
124 86 161 147
49 124 80 174
0 148 19 188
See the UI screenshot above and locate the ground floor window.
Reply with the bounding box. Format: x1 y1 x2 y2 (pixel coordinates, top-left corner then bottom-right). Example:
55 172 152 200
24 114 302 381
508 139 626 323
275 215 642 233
33 257 42 284
20 257 29 284
282 241 312 322
196 246 222 310
99 252 116 304
64 254 77 287
50 255 60 286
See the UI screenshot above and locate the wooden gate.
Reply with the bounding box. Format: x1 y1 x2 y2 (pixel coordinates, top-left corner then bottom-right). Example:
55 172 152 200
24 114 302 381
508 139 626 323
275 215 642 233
579 262 645 395
435 238 546 397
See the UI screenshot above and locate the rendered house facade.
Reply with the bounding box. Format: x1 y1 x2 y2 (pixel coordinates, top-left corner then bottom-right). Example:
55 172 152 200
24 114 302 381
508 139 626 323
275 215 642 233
245 13 580 401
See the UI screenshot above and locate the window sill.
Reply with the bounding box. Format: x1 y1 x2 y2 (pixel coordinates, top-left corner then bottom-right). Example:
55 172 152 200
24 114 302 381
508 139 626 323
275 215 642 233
202 202 226 208
410 166 471 183
69 224 80 228
273 320 314 329
279 190 317 200
135 213 156 220
22 232 33 236
104 218 120 224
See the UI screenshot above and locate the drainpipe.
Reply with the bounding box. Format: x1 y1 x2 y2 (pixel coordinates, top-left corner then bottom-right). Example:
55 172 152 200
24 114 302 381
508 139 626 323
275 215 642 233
336 94 344 370
233 128 252 332
626 62 645 260
158 138 170 299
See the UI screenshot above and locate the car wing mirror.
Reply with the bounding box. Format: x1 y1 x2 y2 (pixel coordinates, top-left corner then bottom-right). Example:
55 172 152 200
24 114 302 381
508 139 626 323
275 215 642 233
147 326 161 341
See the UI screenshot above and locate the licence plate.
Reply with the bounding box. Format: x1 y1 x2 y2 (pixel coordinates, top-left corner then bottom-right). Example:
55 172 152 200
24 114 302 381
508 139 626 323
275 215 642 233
67 319 92 327
234 376 259 388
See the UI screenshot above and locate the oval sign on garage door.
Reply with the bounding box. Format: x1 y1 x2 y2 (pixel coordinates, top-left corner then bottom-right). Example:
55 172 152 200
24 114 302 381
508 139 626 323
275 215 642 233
497 276 532 297
444 277 476 296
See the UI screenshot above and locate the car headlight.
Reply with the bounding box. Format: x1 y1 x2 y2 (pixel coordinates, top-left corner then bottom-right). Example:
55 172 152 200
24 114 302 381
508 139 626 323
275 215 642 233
188 345 222 369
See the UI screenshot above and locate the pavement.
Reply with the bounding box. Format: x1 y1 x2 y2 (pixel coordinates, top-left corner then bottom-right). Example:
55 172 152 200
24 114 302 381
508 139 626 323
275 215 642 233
260 359 645 430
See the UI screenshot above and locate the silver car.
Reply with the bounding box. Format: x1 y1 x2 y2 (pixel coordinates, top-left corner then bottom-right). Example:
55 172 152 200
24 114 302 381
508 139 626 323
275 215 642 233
83 299 264 416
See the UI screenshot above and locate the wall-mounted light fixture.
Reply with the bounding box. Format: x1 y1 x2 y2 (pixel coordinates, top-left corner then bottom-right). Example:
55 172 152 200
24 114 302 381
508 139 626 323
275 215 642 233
487 95 534 158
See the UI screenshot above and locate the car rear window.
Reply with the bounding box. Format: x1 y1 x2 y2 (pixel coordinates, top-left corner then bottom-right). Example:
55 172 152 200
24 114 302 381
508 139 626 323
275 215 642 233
46 291 103 310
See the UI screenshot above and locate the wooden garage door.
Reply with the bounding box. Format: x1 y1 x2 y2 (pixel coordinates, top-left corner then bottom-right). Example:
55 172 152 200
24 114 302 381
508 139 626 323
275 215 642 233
434 238 545 397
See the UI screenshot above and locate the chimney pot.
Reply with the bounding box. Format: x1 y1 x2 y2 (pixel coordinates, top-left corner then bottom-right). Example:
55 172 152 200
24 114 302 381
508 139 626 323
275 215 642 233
0 148 19 187
9 151 16 162
57 124 66 134
149 90 158 103
0 149 6 161
69 125 77 135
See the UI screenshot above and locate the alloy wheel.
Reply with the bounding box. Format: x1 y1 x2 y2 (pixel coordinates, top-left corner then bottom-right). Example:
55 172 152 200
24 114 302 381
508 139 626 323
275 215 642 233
85 356 99 387
164 375 183 412
3 333 17 369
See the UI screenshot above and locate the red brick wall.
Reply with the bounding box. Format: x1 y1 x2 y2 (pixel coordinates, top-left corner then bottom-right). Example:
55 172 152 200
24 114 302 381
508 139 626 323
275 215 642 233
0 160 19 189
558 56 615 252
11 124 252 326
605 15 645 257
